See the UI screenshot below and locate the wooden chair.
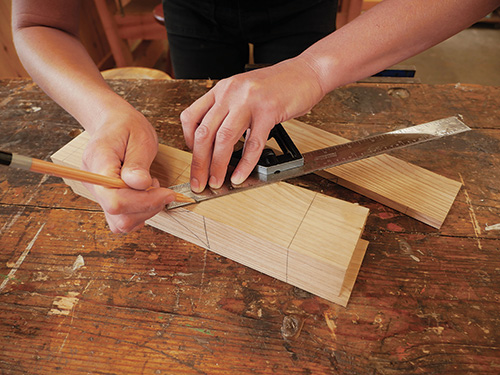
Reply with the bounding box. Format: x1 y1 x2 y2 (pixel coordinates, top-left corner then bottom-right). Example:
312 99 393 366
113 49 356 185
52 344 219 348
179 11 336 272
94 0 369 77
93 0 172 74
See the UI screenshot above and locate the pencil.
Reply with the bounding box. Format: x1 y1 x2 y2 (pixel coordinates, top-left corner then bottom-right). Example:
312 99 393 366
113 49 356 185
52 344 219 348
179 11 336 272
0 150 194 203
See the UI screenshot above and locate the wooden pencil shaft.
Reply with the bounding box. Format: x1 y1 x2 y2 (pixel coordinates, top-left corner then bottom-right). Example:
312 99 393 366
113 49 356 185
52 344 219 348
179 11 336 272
7 153 193 203
30 158 128 188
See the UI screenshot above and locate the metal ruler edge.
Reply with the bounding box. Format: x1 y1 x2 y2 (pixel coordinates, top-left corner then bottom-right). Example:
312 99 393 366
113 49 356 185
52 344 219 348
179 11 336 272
167 116 470 209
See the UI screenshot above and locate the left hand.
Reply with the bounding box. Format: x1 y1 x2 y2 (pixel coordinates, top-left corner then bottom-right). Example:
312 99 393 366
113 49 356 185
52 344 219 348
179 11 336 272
180 56 326 193
81 102 176 233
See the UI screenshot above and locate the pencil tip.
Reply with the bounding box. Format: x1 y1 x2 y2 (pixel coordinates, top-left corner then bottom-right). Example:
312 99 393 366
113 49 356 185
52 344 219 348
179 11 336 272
174 193 196 203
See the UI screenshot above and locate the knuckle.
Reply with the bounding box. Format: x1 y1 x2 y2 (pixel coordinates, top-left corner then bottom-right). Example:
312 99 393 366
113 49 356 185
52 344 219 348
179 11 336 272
102 199 123 216
216 126 238 144
238 139 264 169
244 137 264 154
216 77 233 91
218 76 253 98
180 108 192 125
194 124 212 142
144 201 163 213
242 81 262 101
259 96 279 114
113 217 136 233
140 134 158 150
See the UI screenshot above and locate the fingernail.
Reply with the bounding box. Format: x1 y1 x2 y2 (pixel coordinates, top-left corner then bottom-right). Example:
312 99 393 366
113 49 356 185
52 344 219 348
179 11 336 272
164 192 176 204
191 177 201 193
231 172 244 186
208 176 220 189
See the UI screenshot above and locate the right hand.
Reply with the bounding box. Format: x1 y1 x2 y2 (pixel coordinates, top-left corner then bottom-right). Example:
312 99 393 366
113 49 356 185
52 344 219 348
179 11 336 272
82 104 176 233
180 56 325 193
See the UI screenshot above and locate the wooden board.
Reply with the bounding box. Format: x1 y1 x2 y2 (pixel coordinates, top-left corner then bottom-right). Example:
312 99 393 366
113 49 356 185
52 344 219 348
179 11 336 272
51 132 370 306
283 119 463 228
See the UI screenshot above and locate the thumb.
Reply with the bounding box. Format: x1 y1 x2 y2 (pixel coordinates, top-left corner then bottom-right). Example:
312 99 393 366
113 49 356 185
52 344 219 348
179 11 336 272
120 140 157 190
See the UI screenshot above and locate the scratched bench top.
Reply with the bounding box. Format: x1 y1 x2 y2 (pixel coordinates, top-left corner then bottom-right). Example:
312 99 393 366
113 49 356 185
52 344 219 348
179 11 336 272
0 79 499 374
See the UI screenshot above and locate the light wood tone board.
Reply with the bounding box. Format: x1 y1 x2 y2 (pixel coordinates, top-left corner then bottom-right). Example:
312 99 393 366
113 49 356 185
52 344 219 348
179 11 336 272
52 132 370 306
283 119 462 229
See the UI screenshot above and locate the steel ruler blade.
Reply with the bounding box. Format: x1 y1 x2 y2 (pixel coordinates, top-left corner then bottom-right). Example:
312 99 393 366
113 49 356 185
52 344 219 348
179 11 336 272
167 116 470 209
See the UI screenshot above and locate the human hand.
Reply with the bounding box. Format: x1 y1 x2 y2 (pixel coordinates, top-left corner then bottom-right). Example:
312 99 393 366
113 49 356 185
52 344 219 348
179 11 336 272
82 104 176 233
180 56 325 193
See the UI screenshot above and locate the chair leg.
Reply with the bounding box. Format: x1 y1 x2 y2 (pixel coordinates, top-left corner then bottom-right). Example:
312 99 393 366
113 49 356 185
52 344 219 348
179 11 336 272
94 0 133 66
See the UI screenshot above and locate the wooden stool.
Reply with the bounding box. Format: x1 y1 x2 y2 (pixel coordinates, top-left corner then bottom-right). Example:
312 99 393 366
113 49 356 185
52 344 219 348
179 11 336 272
101 67 172 80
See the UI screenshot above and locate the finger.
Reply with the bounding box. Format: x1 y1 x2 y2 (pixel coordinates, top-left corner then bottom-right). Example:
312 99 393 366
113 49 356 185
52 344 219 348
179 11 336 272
98 187 175 216
180 91 215 150
105 206 161 234
121 132 158 190
81 141 124 202
189 104 229 193
231 122 273 185
82 139 123 179
208 112 250 189
102 187 176 233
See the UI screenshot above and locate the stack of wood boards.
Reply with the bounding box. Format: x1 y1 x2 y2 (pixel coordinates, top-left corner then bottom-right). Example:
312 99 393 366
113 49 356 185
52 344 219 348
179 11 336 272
51 119 462 306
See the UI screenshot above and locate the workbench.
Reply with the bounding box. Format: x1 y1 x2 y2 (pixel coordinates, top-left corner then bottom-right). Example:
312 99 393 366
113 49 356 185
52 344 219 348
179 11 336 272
0 78 499 374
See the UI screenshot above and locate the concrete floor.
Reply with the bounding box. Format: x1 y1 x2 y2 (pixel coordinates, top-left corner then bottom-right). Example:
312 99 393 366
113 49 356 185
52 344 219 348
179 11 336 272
400 25 500 86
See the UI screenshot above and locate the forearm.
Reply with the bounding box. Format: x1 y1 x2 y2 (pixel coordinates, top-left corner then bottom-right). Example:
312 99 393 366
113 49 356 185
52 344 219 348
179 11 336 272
13 25 128 134
300 0 500 94
11 1 174 233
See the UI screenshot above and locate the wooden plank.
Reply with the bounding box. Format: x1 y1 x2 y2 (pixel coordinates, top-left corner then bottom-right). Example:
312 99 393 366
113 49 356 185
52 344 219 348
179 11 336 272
51 132 370 306
283 119 463 229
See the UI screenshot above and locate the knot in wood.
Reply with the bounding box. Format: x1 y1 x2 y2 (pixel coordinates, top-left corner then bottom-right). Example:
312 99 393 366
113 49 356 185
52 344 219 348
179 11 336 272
281 315 305 340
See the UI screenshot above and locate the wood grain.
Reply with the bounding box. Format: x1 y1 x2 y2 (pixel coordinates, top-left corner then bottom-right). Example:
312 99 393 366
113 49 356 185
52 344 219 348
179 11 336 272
283 119 463 228
1 79 500 374
51 131 370 306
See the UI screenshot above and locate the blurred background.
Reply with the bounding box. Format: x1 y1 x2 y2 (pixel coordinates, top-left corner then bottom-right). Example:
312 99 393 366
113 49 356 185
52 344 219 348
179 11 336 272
1 0 499 85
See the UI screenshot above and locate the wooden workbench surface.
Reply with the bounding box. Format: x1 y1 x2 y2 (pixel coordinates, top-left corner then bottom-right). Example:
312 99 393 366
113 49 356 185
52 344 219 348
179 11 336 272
0 79 499 374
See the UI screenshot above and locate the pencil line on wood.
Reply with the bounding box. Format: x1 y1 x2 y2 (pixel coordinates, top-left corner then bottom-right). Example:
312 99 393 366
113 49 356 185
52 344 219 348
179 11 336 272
171 164 191 187
202 216 210 249
166 209 209 248
285 193 317 283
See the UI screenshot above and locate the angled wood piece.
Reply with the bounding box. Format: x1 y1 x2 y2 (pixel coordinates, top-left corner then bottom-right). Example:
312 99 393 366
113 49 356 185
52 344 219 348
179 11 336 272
52 132 370 306
282 119 462 228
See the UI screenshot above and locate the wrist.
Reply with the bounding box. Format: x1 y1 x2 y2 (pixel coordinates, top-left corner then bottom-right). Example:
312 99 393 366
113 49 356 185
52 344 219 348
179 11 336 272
297 49 343 97
83 92 141 135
